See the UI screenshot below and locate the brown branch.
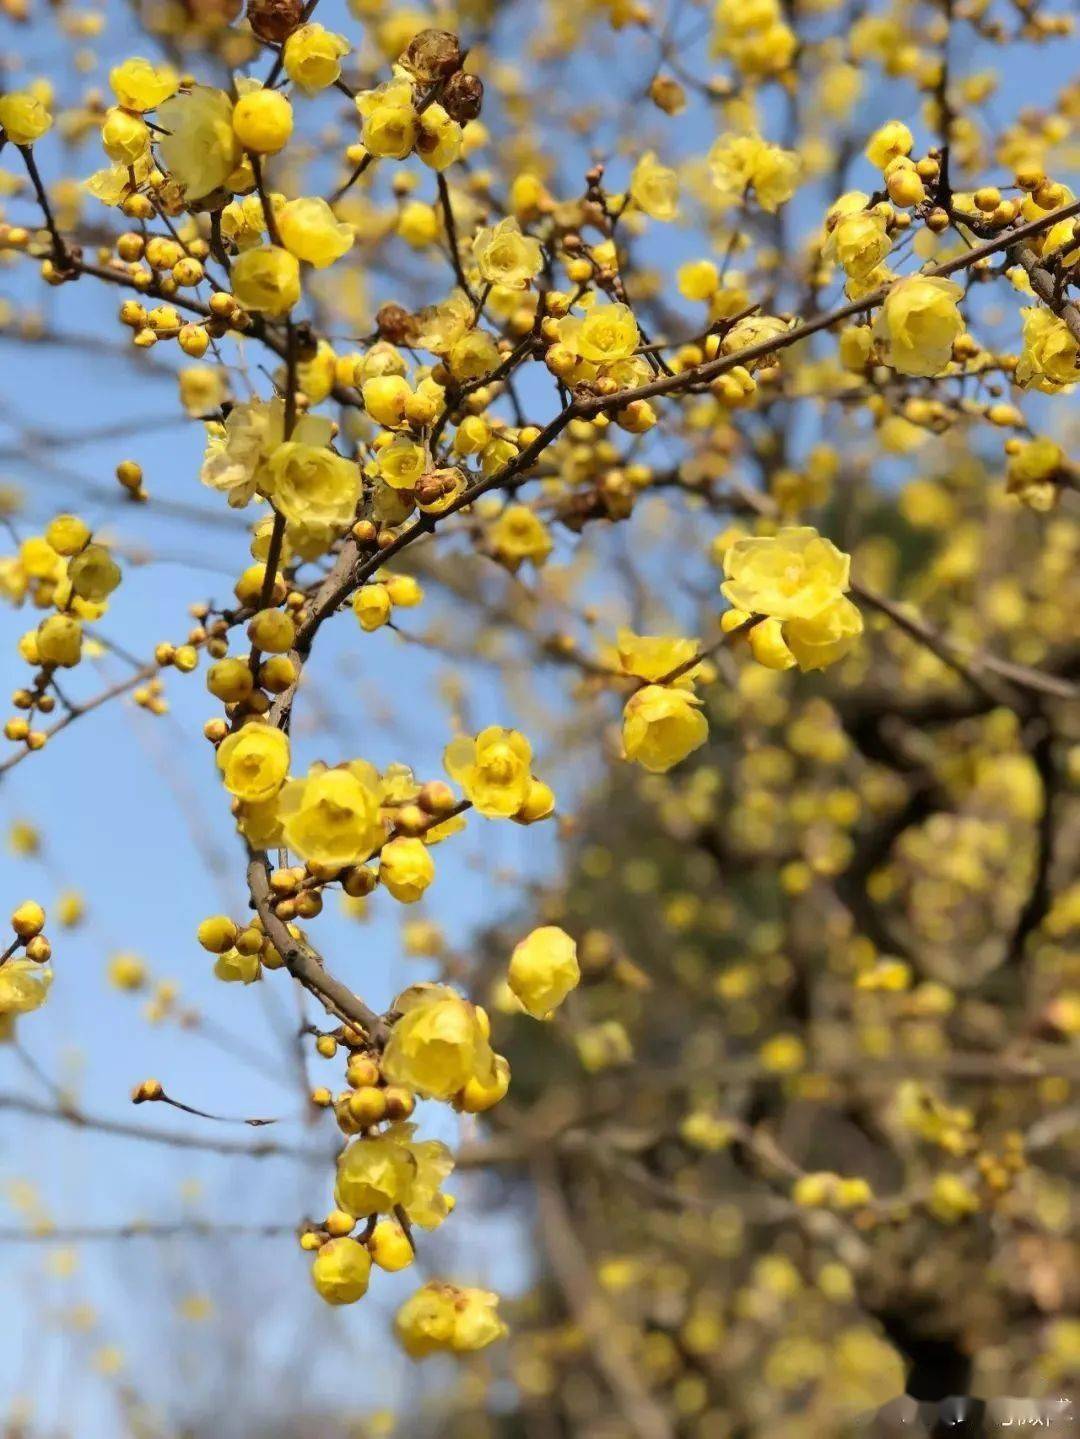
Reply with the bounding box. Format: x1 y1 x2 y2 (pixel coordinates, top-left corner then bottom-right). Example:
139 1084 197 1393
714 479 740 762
1013 244 1080 346
0 1091 326 1160
0 1219 301 1242
247 851 389 1043
0 664 157 778
436 171 478 304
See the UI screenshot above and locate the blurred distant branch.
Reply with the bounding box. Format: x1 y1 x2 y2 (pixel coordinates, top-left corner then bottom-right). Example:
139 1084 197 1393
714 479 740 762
0 1090 327 1161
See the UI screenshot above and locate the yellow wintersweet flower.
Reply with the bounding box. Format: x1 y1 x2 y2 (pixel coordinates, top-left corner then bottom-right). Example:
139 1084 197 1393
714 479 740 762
108 57 178 111
471 217 543 290
508 926 580 1019
335 1131 417 1217
232 87 293 155
394 1284 455 1357
264 441 358 529
311 1236 372 1304
615 629 699 684
37 615 82 667
356 79 417 160
276 763 383 868
720 313 792 369
230 245 301 316
156 87 239 201
749 617 796 670
721 526 851 621
864 120 913 170
353 583 391 631
369 1219 414 1271
398 1126 455 1229
379 837 435 903
375 435 427 490
101 108 150 165
872 276 964 377
1006 435 1064 511
0 93 53 146
622 685 708 773
56 891 85 928
416 103 462 171
283 24 351 95
927 1173 980 1224
559 301 640 365
68 545 120 602
107 953 147 991
381 982 497 1100
713 0 795 79
215 722 290 803
443 726 533 818
488 505 552 571
362 375 412 428
783 596 863 671
457 1052 511 1112
709 133 800 213
678 259 719 301
1014 307 1078 393
395 1282 506 1359
0 960 52 1015
823 209 891 281
277 197 354 270
629 151 679 221
214 949 260 984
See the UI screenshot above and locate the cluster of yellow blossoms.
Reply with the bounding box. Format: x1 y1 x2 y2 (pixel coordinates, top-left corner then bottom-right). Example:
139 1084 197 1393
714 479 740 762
1 517 122 752
0 901 54 1031
721 527 864 675
288 952 577 1327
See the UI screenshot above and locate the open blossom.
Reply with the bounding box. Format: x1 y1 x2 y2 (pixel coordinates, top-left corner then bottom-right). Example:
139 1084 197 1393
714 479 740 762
264 441 359 530
630 151 679 221
356 78 417 159
471 217 543 289
109 57 178 111
199 399 331 507
872 275 964 376
283 23 350 94
824 209 891 281
381 983 498 1100
444 726 534 817
713 0 796 77
230 245 301 316
0 92 53 145
557 301 640 366
0 959 52 1015
487 505 552 571
615 630 700 684
156 86 238 200
622 685 709 773
722 527 862 672
508 926 581 1018
1014 307 1078 393
709 132 800 212
215 722 290 803
277 197 354 269
722 527 851 621
395 1283 506 1359
276 763 383 868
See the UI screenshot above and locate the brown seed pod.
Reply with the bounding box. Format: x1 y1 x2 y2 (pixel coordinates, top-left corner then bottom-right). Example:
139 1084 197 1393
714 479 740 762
442 71 484 123
399 28 463 82
376 302 417 346
246 0 303 44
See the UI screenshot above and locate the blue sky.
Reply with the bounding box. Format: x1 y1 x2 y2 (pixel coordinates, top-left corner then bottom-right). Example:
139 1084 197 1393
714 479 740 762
0 0 1075 1431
